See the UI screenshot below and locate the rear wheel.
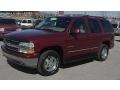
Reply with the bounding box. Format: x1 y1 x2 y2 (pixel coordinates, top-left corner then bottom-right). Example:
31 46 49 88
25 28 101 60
97 44 109 61
37 50 60 76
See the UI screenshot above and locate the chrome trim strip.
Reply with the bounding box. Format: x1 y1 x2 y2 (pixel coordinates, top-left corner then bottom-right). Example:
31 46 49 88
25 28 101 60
68 47 99 53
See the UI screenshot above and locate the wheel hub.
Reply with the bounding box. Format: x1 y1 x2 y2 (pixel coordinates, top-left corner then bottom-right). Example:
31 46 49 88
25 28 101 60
44 56 58 72
101 47 108 59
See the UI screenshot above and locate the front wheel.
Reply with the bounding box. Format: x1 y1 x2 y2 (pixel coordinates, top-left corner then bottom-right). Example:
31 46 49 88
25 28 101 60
37 50 60 76
96 44 109 61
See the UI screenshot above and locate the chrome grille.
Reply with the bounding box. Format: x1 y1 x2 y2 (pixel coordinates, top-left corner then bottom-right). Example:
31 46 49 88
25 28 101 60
4 38 19 45
3 38 20 52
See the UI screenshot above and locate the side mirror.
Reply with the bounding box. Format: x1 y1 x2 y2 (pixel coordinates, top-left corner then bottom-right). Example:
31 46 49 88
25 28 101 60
71 28 80 34
74 28 80 33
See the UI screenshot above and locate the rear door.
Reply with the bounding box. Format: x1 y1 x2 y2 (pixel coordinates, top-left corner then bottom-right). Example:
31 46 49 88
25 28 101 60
86 18 103 52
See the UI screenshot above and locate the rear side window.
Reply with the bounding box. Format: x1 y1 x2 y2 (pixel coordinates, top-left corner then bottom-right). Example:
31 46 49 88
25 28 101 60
89 19 101 33
28 20 32 23
101 20 113 32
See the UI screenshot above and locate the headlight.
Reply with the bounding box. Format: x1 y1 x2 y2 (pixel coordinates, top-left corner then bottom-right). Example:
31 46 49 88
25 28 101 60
0 28 5 32
18 42 35 54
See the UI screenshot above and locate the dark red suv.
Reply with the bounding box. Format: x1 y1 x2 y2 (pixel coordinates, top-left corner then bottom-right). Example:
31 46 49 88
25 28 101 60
0 18 20 38
1 16 114 76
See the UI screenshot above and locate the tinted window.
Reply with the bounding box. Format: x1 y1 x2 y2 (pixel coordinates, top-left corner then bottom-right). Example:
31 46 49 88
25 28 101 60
22 20 27 23
71 18 86 33
34 20 42 26
35 17 71 32
101 20 113 32
112 24 117 28
0 19 16 24
28 20 32 23
89 19 101 33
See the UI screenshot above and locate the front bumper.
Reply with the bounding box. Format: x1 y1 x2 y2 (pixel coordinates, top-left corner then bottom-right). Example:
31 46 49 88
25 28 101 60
1 46 38 68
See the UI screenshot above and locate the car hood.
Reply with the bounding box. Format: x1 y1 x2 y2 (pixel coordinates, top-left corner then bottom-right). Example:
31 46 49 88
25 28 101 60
5 29 54 41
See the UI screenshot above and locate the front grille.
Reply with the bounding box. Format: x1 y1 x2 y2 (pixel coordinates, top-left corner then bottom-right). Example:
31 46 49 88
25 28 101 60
5 45 18 52
3 38 20 52
4 38 19 45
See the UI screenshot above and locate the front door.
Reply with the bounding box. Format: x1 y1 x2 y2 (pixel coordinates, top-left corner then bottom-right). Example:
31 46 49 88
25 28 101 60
67 18 90 59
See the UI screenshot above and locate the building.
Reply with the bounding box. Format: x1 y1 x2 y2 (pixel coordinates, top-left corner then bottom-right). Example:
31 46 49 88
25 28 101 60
0 11 55 20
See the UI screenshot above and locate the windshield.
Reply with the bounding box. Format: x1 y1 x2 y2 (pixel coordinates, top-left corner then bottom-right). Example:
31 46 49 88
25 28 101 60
112 24 117 28
22 20 27 23
0 19 16 24
35 17 71 32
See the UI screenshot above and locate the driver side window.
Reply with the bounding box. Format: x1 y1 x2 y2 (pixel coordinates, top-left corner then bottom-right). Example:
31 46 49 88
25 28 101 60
71 19 86 33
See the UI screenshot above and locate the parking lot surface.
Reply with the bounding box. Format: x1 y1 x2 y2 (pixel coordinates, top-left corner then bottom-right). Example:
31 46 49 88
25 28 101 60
0 36 120 80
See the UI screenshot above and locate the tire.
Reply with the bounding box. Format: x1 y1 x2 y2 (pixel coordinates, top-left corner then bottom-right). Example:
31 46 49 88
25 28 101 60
96 44 109 61
37 50 60 76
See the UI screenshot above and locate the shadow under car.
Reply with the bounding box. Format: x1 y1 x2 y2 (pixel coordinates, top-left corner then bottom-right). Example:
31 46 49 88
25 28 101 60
7 58 95 75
